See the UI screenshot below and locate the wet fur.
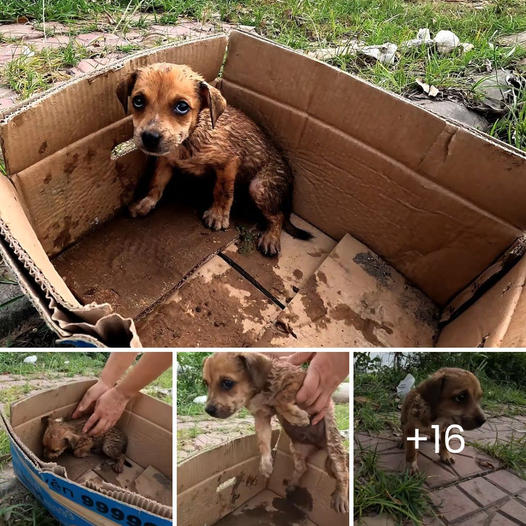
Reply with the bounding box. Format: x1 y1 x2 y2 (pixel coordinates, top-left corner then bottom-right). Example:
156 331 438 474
202 352 348 513
400 367 486 474
116 63 312 257
42 416 127 473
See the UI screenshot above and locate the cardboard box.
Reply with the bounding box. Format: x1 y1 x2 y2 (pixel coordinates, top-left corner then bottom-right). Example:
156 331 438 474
1 31 525 347
177 430 348 526
0 380 172 525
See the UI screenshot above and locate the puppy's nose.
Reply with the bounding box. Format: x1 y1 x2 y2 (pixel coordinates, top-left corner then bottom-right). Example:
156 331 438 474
141 130 162 151
476 414 486 426
205 404 217 417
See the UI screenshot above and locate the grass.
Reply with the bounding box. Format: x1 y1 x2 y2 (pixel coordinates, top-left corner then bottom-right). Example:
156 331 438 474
0 351 108 377
354 445 433 525
474 434 526 478
2 41 89 98
0 428 10 468
355 352 526 433
0 0 524 148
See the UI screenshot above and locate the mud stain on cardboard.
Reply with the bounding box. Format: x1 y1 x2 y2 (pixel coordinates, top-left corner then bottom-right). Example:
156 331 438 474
214 487 313 526
353 252 392 287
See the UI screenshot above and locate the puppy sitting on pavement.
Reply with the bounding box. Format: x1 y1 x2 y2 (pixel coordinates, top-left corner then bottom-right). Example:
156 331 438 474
42 415 128 473
401 367 486 474
116 63 312 257
202 352 349 513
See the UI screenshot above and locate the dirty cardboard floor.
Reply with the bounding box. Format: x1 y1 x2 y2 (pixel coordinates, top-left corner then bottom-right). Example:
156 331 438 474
52 194 439 347
214 488 317 526
47 450 172 507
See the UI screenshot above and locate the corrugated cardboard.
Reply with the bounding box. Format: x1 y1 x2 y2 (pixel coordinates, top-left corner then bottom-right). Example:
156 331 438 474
177 431 348 526
0 30 525 347
0 379 172 526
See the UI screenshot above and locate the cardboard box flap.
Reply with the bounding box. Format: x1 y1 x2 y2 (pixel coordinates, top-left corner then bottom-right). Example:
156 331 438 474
221 31 522 305
224 31 526 229
438 255 526 347
0 35 228 175
0 176 140 346
85 480 172 519
12 117 145 257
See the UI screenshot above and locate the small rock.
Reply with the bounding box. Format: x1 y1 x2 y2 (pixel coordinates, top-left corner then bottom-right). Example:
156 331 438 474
413 99 490 131
461 42 474 53
472 69 515 113
417 28 431 41
434 30 460 54
193 395 207 404
498 31 526 47
359 42 398 65
416 78 440 98
23 355 37 364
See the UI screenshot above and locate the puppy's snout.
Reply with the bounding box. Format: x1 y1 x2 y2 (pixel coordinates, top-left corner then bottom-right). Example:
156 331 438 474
141 130 162 152
476 412 486 427
205 404 218 417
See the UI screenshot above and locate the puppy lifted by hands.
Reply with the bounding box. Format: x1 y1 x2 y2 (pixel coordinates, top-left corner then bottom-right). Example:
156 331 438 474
401 368 486 474
116 63 312 257
202 352 348 513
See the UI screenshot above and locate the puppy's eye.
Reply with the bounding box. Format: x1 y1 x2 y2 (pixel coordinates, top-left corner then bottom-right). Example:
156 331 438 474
132 95 146 109
454 392 467 403
221 379 235 391
173 101 190 115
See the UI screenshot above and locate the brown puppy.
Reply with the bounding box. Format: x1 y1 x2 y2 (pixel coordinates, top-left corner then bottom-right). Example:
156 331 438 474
116 63 312 257
202 352 349 513
401 368 486 474
42 415 127 473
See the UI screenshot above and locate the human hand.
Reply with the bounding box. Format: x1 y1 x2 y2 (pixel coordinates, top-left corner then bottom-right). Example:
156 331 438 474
81 386 131 436
287 352 349 425
72 380 111 419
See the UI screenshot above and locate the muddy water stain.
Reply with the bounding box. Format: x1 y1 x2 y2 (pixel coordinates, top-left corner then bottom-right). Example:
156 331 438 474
353 252 392 287
213 487 313 526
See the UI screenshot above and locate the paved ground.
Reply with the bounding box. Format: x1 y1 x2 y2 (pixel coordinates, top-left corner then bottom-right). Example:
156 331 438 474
356 415 526 525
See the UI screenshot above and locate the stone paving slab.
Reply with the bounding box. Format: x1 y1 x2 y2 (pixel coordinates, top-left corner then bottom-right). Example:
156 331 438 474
356 415 526 525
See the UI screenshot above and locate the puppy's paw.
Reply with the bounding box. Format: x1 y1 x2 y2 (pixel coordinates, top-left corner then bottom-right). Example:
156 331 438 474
203 207 229 230
112 462 124 474
129 197 157 217
331 490 349 514
259 456 273 478
440 451 455 465
258 231 280 257
287 410 311 427
407 460 419 475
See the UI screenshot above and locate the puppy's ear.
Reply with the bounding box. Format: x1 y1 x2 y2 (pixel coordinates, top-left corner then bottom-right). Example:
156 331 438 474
419 372 447 416
116 71 138 114
199 81 226 129
237 352 272 391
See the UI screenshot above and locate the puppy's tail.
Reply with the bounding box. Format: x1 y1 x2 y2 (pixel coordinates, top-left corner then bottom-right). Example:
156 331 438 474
284 215 313 241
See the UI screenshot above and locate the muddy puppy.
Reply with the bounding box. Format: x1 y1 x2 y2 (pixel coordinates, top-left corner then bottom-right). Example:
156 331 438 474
42 416 127 473
116 63 312 257
401 368 486 474
202 352 348 513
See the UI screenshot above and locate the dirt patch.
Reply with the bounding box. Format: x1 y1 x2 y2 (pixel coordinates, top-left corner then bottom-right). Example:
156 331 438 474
353 252 392 287
138 262 278 347
53 199 238 320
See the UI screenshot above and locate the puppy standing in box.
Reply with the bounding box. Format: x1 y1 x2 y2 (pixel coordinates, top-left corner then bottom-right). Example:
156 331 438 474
202 352 349 513
401 368 486 474
116 63 312 257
